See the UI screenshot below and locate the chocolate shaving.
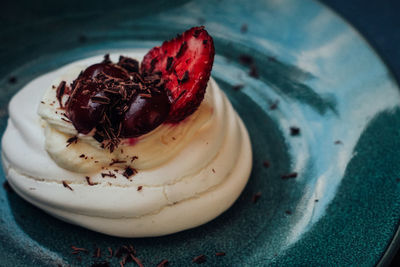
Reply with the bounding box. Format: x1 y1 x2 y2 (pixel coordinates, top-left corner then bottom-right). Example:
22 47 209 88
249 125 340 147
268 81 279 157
93 132 104 143
285 210 292 215
334 140 343 145
103 54 111 64
215 252 226 256
157 259 169 267
178 71 189 84
131 156 138 163
85 176 97 186
91 95 110 104
137 186 143 191
62 181 73 191
139 93 152 98
61 117 71 123
123 167 137 179
79 154 85 158
101 172 116 178
176 41 187 58
281 172 298 179
56 81 66 107
192 254 206 264
118 56 139 73
66 136 78 147
166 57 173 71
109 159 127 166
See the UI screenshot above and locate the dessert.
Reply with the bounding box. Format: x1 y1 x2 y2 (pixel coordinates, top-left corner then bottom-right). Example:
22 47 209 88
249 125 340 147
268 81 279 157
1 27 252 237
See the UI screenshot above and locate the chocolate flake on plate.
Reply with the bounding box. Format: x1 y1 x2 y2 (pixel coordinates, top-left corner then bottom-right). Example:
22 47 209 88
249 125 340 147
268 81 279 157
269 100 279 110
232 84 244 91
93 247 101 258
71 246 88 253
8 76 17 84
107 247 113 258
281 172 298 179
249 64 259 78
290 126 300 136
157 259 169 267
252 192 262 203
192 254 206 264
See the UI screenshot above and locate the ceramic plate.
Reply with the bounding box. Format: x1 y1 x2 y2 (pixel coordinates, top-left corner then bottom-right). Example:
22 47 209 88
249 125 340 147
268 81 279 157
1 0 399 266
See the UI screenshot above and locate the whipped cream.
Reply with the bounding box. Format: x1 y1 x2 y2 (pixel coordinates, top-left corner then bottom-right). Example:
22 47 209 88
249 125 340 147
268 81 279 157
1 52 252 237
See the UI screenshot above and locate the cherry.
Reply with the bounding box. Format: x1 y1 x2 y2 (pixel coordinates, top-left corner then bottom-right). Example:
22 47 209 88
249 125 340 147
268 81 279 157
120 90 171 138
66 63 127 134
66 82 106 134
66 60 171 140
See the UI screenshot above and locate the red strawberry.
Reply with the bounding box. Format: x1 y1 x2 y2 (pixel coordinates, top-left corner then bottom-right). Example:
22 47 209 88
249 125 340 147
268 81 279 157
141 26 215 122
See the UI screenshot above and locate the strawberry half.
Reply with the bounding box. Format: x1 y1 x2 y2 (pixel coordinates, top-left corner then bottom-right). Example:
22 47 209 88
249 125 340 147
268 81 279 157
141 26 215 122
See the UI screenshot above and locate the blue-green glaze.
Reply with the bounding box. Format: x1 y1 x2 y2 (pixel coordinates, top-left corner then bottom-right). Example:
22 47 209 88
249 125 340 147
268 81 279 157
0 0 399 266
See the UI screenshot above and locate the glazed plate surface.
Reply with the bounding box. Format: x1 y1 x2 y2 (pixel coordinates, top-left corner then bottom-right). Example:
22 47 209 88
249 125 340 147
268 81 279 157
0 0 399 266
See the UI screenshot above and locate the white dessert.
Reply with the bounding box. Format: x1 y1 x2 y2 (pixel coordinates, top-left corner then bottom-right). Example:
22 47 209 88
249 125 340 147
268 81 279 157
1 52 252 237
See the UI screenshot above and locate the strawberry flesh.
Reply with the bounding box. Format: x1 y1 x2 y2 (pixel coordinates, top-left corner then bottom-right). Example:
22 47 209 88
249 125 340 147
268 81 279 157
141 26 215 122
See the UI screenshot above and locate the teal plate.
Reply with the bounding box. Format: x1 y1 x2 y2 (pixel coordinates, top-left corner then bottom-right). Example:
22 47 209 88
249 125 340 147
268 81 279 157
1 0 400 266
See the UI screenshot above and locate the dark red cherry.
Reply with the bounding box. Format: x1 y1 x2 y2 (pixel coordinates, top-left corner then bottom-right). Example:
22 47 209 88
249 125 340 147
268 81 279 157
80 63 129 80
66 82 106 134
66 63 130 134
120 90 171 138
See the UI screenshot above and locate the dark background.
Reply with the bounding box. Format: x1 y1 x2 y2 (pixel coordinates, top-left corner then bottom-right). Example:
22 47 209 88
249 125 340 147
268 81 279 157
320 1 400 265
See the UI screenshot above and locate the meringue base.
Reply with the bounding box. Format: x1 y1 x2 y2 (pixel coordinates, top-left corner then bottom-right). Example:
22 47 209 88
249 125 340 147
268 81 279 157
1 52 253 237
3 118 251 237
